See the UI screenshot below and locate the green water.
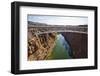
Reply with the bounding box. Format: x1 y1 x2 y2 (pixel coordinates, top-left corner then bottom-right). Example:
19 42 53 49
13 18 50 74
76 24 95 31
48 34 71 60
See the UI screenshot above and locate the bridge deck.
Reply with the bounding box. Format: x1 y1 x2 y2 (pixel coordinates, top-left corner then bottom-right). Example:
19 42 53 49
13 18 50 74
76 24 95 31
35 30 87 35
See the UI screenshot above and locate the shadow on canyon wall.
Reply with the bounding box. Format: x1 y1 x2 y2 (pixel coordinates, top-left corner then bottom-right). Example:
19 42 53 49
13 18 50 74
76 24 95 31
61 32 88 58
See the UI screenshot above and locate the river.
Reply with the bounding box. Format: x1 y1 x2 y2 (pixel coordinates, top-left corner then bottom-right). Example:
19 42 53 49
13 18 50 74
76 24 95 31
49 34 72 59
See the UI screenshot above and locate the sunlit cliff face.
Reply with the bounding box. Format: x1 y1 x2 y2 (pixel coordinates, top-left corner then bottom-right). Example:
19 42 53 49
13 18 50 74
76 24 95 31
28 27 57 61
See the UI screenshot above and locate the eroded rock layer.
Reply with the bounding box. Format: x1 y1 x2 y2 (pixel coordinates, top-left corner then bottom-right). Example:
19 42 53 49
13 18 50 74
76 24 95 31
28 27 57 61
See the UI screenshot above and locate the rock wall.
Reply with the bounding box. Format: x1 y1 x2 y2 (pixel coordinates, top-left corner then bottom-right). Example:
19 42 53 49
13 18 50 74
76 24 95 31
28 27 57 61
61 32 88 58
